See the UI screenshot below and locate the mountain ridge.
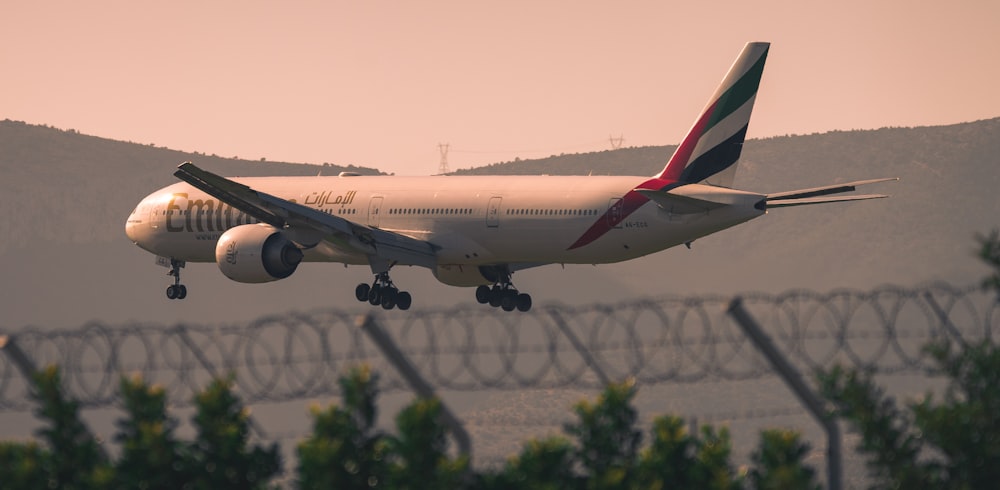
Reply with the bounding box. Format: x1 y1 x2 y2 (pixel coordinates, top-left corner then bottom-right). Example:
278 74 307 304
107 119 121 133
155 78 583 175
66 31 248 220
1 117 998 329
0 119 381 250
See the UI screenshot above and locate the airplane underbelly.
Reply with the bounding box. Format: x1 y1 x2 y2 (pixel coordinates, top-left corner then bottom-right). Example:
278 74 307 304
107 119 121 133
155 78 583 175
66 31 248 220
457 220 626 264
144 232 217 262
463 205 761 265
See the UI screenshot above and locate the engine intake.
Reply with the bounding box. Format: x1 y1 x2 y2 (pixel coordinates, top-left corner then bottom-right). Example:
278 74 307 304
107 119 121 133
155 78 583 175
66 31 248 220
215 224 303 283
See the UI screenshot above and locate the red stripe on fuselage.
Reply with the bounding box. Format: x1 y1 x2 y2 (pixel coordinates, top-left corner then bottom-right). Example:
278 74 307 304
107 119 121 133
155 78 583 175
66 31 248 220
569 98 721 250
567 177 675 250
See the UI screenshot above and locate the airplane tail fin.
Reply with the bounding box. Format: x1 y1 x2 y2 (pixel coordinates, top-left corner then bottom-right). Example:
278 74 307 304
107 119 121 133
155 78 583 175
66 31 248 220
656 42 769 187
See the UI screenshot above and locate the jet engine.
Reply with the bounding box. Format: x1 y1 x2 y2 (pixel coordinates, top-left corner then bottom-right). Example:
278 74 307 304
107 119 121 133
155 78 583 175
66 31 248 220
215 224 303 283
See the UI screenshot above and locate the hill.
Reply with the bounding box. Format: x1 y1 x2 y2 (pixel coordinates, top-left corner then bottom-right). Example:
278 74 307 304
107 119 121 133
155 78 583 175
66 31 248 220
452 118 1000 292
1 119 998 330
452 145 675 176
0 120 380 252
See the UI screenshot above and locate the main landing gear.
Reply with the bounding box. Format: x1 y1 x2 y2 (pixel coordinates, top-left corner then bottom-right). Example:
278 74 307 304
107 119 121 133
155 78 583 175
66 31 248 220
475 278 532 312
355 272 412 311
165 259 187 300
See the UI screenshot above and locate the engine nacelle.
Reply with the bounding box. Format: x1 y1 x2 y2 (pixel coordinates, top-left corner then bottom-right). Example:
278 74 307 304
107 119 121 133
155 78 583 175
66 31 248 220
433 264 498 287
215 224 303 283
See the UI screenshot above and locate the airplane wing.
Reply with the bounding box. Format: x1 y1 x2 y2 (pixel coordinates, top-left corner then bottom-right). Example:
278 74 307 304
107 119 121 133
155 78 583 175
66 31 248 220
765 177 897 208
173 162 439 269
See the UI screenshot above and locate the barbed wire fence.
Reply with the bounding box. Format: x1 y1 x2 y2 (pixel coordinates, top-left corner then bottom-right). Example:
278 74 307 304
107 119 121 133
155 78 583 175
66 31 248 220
2 282 997 484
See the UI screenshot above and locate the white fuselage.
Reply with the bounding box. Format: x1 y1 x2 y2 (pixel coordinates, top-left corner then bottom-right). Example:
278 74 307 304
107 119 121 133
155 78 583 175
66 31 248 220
126 174 765 276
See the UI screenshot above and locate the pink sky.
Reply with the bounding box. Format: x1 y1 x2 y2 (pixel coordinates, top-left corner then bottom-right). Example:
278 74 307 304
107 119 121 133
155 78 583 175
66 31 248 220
3 1 998 175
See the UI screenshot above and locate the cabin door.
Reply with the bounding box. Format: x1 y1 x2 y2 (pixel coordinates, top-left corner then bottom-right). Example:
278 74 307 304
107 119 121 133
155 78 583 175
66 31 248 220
486 197 502 228
368 197 383 228
607 198 624 229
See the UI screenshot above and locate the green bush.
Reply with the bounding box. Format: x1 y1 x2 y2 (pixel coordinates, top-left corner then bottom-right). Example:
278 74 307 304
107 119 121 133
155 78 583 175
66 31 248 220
0 365 819 489
819 341 1000 489
817 229 1000 489
0 367 280 490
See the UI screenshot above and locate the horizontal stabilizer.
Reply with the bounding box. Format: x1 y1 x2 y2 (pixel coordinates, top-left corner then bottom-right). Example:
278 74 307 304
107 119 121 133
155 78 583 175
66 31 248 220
765 177 896 209
766 177 897 201
766 194 888 208
634 188 729 214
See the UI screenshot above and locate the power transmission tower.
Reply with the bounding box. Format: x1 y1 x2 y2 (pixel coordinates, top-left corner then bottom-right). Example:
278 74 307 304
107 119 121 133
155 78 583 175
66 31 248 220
438 143 450 174
609 134 625 150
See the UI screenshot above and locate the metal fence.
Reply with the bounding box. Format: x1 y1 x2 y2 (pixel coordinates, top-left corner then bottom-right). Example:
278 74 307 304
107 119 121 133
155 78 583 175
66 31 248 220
3 282 995 411
1 282 997 487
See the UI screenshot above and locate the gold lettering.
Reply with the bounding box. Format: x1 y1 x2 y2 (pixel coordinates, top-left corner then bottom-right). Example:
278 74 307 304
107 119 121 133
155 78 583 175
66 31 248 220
215 203 224 230
166 193 186 232
186 199 215 232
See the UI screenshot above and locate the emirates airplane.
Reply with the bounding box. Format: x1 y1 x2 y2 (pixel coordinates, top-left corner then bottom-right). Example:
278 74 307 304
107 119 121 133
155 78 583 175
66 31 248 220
125 42 893 312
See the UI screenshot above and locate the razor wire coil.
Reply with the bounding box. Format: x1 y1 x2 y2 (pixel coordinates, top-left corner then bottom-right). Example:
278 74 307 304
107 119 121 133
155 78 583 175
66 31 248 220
1 282 996 412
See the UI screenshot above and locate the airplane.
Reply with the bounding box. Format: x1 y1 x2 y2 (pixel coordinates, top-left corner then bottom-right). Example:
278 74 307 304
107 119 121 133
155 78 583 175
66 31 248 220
125 42 895 312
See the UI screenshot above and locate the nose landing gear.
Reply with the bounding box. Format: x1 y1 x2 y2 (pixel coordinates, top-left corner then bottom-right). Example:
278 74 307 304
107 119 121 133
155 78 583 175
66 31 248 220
355 272 411 311
165 259 187 300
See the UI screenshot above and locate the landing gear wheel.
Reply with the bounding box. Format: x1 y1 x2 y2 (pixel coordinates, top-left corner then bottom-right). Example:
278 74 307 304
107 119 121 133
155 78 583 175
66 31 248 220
165 259 187 300
502 289 520 311
355 283 371 302
480 268 530 312
361 270 412 310
501 294 516 312
165 284 187 300
475 285 491 304
516 293 532 312
368 284 382 305
396 291 412 310
381 288 398 310
488 285 503 307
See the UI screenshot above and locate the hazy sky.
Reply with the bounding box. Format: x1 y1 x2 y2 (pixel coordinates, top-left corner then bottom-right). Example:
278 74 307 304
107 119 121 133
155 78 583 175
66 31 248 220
4 1 998 175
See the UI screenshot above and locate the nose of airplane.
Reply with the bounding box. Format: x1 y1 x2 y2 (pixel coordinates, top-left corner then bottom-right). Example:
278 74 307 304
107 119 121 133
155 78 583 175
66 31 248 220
125 209 141 243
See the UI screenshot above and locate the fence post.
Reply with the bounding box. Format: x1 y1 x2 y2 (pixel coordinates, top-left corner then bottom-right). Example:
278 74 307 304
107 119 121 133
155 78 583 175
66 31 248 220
923 293 970 348
0 334 38 382
172 326 268 439
356 313 473 461
727 298 842 490
547 308 612 386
